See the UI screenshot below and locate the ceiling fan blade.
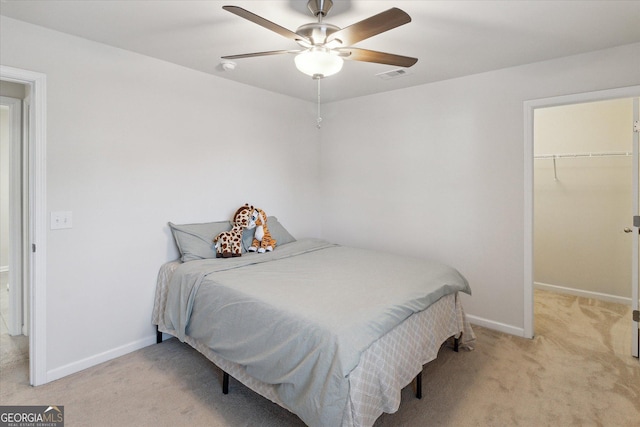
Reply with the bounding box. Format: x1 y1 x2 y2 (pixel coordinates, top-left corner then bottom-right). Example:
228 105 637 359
327 8 411 47
221 50 301 60
338 48 418 68
223 6 310 44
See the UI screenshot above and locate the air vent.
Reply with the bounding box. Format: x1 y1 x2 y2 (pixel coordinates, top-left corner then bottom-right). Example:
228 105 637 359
376 69 411 80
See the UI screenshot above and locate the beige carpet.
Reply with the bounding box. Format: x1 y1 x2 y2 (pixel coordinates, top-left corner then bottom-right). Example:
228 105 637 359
1 289 638 426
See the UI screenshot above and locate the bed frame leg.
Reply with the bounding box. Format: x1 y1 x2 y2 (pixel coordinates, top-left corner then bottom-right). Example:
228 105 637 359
156 326 163 344
414 334 459 400
222 371 229 394
415 371 422 399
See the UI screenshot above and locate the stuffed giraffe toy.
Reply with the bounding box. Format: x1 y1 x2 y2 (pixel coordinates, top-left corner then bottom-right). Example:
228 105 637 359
213 204 258 258
248 208 277 253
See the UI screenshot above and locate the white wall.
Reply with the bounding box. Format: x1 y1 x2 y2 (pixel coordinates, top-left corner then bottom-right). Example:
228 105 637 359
320 43 640 334
1 16 321 379
534 99 634 301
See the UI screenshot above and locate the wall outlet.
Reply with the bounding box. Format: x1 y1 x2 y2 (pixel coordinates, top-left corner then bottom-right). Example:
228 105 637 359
51 211 73 230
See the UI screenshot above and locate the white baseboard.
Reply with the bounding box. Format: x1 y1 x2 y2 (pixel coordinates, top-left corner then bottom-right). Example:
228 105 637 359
534 282 632 306
465 314 527 338
46 335 157 383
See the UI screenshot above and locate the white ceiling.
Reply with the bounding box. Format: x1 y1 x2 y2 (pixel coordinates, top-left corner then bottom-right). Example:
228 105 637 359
2 0 639 103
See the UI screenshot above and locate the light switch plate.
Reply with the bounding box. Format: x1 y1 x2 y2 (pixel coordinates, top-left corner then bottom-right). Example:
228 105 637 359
51 211 73 230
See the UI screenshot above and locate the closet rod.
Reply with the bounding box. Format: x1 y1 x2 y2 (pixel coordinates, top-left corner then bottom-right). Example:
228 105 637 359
535 151 632 181
534 151 632 159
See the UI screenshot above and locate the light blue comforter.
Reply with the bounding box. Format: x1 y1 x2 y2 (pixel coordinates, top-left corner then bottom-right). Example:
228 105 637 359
162 238 471 427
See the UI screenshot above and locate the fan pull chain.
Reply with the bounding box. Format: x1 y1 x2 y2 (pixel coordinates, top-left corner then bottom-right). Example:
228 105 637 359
316 78 322 129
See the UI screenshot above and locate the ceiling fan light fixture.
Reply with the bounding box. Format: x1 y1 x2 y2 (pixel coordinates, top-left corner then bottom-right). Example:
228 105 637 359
294 48 343 79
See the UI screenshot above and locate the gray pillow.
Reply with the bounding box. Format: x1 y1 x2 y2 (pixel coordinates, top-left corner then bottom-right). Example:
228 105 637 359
169 221 231 262
241 216 296 250
242 228 256 252
267 216 297 246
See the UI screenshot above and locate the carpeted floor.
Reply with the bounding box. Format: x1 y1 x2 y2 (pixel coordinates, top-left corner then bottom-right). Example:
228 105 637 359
0 271 29 368
0 289 638 426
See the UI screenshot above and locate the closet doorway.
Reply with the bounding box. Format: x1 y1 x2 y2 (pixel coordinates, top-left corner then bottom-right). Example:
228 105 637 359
534 99 633 304
527 91 640 359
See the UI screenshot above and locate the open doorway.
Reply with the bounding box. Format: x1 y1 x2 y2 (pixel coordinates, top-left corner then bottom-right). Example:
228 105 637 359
524 85 640 359
1 65 48 386
534 99 633 304
533 98 635 356
1 83 29 367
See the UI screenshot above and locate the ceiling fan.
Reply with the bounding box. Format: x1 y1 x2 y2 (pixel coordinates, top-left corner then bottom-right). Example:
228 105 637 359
221 0 418 80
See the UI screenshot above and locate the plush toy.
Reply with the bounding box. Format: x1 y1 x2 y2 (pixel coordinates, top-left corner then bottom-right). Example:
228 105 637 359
213 203 258 258
248 208 277 253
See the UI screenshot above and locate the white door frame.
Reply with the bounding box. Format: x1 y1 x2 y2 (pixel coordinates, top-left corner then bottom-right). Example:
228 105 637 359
633 97 639 358
0 95 23 336
524 85 640 345
0 65 47 385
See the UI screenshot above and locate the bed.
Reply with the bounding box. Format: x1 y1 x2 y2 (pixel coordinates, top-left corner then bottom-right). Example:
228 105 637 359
152 218 474 427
